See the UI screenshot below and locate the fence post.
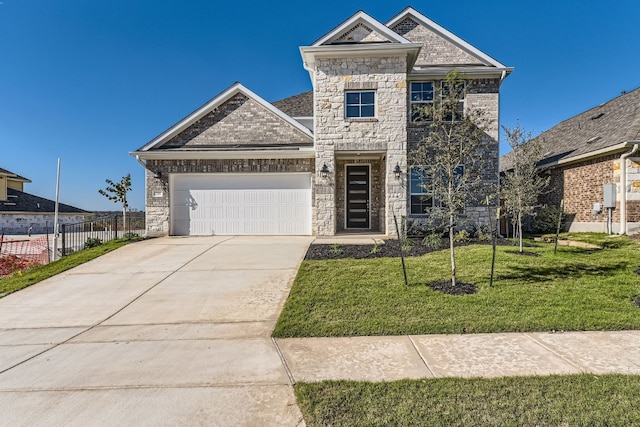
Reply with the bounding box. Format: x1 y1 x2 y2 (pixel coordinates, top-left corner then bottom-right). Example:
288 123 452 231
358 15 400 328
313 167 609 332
114 216 118 240
61 224 66 257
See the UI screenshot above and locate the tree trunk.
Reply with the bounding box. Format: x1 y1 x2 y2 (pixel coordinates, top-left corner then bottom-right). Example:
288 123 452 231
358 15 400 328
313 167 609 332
518 211 523 253
122 206 127 234
449 213 456 287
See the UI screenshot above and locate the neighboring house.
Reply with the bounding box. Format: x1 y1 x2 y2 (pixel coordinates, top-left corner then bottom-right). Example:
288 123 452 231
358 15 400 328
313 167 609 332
500 87 640 234
132 7 512 236
0 167 91 234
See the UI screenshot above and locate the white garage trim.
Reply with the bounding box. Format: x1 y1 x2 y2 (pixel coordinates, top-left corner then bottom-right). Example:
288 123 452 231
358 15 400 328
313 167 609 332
170 173 312 236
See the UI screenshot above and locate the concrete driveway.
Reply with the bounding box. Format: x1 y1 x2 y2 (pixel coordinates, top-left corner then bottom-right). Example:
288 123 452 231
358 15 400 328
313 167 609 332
0 236 312 426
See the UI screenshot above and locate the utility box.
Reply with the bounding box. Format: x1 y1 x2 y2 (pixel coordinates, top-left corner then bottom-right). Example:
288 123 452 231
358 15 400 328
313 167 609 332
604 183 617 208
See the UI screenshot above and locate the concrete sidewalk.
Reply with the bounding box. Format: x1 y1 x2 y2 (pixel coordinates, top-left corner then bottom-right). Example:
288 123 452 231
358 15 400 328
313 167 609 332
276 331 640 382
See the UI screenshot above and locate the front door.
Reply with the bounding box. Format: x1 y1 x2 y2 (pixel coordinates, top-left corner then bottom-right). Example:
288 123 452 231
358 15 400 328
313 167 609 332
346 165 370 229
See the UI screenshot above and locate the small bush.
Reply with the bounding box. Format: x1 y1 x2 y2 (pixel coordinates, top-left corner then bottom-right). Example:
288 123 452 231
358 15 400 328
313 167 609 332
422 233 444 249
330 243 342 255
84 237 103 249
475 224 493 242
121 232 141 241
530 204 565 234
453 229 471 243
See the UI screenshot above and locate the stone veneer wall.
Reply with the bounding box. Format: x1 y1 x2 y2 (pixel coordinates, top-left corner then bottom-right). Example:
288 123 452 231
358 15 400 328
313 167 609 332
314 55 408 235
144 158 314 236
335 158 385 232
406 79 500 228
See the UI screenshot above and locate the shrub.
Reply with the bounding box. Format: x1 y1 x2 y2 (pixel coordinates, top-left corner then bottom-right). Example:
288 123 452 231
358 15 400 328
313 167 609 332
530 204 565 234
475 224 493 242
84 237 103 249
422 233 444 249
453 229 471 243
121 232 141 241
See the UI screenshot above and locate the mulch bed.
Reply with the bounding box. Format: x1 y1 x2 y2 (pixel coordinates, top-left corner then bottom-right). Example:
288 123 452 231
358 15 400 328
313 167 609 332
428 280 477 295
505 250 541 257
305 238 515 260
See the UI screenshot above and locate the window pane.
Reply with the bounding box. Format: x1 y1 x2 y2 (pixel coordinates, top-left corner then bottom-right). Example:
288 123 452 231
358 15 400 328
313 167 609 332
361 91 374 104
346 105 360 118
360 105 374 117
346 92 360 105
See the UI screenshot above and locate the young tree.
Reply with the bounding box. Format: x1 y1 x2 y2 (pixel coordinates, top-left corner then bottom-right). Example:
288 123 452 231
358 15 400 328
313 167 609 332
501 124 549 253
410 72 494 287
99 174 132 231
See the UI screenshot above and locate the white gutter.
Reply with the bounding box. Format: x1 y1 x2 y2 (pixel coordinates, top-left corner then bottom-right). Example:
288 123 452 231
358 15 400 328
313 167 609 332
619 140 640 234
131 148 316 161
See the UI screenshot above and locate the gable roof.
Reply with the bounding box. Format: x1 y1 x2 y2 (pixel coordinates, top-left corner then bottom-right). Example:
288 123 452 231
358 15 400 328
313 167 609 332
1 188 90 214
313 10 414 46
135 82 314 153
501 87 640 170
0 167 31 183
272 91 313 117
387 7 510 70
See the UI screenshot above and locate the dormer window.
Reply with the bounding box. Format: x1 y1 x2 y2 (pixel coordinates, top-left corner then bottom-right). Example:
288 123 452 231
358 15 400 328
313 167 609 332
345 91 375 118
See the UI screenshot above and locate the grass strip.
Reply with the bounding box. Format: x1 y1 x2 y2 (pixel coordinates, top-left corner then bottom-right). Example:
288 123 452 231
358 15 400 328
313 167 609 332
296 374 640 426
0 239 132 296
273 237 640 337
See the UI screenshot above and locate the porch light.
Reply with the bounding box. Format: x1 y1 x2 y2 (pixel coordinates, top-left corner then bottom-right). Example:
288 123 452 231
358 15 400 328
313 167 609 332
394 163 402 179
154 170 162 179
320 163 330 178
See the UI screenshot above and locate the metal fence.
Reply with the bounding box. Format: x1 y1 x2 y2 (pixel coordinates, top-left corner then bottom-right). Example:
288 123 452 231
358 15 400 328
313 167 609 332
60 214 145 255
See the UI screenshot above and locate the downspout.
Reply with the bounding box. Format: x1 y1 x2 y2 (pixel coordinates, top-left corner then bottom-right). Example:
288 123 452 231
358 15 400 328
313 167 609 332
619 141 640 234
135 154 147 170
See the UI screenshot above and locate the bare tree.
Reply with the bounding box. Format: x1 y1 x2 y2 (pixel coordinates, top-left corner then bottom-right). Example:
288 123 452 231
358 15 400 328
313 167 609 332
501 124 549 252
410 72 494 287
99 174 132 231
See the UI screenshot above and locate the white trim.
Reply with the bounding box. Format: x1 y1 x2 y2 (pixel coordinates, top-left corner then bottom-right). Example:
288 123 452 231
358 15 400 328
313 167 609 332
386 7 510 70
137 82 313 152
538 142 630 168
344 163 372 230
313 10 414 46
409 66 514 79
131 147 316 160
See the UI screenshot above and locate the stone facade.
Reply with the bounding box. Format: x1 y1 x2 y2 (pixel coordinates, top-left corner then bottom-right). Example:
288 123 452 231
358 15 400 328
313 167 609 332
162 94 312 148
313 56 408 235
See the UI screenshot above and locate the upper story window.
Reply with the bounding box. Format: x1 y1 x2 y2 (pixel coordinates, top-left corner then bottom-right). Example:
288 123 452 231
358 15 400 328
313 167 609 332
410 82 434 122
345 91 375 118
441 81 465 122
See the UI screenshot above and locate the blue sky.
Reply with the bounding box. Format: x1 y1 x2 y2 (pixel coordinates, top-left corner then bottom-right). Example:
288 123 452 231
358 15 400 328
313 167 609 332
1 0 638 211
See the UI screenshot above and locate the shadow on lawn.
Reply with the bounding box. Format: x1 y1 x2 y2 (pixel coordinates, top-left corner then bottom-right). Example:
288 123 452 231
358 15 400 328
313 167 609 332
498 261 629 284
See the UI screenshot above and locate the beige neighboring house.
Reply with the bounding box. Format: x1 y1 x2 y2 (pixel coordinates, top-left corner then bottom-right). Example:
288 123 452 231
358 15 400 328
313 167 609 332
132 7 512 236
501 87 640 234
0 167 91 235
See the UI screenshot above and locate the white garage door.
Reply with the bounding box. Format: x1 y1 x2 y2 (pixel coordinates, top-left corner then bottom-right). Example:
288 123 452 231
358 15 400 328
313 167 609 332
171 173 312 236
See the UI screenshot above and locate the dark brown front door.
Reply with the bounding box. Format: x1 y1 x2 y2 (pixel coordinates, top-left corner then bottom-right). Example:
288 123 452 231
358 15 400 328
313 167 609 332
346 165 370 229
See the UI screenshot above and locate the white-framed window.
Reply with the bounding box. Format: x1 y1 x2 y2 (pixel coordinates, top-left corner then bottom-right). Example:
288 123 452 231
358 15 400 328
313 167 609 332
345 91 375 118
441 81 465 122
410 166 434 214
410 81 434 122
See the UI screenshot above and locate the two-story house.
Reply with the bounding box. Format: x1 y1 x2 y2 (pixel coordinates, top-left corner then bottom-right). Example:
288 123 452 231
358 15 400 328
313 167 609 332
132 7 512 236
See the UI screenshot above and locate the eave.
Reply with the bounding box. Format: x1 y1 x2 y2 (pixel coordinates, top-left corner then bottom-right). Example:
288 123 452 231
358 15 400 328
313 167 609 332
409 66 514 80
132 147 316 161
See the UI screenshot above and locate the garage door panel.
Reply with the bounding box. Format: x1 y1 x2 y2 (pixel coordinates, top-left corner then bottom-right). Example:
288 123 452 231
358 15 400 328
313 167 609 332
171 173 311 236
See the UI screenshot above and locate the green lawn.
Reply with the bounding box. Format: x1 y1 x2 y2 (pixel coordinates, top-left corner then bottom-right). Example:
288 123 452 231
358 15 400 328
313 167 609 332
0 239 133 296
273 235 640 337
296 374 640 426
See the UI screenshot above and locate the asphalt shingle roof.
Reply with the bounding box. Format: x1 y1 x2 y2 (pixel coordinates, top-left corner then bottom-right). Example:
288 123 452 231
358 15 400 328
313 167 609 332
1 188 90 214
272 91 314 117
501 87 640 171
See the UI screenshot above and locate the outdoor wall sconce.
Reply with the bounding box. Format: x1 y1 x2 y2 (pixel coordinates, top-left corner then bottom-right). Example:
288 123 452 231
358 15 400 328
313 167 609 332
320 163 330 178
154 170 162 179
394 163 402 179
